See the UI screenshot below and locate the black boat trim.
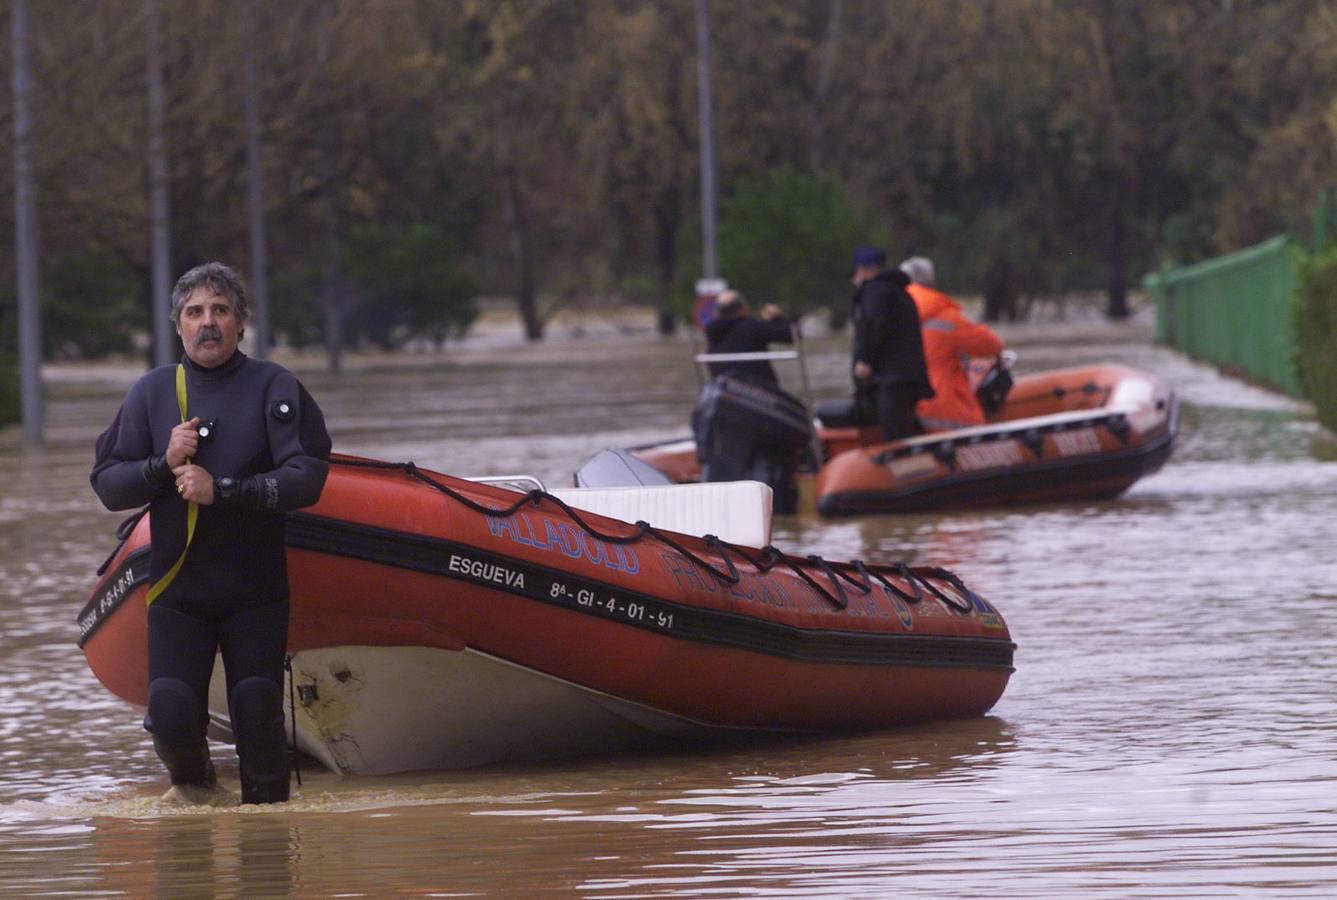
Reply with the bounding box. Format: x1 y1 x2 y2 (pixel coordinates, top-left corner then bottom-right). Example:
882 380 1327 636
80 514 1015 671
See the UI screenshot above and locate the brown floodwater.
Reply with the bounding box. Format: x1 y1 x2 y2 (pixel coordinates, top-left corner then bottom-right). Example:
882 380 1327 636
2 314 1335 897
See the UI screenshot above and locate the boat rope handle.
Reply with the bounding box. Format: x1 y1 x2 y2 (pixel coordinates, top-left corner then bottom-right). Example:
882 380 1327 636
331 457 968 606
284 653 302 787
715 539 848 610
833 561 873 594
706 538 871 612
702 535 741 583
114 455 981 615
145 365 197 606
95 505 150 576
910 565 976 614
888 563 928 603
102 455 975 615
805 555 849 610
845 560 925 604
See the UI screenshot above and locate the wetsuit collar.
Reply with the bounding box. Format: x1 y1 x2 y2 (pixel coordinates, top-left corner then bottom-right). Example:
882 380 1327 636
181 350 247 383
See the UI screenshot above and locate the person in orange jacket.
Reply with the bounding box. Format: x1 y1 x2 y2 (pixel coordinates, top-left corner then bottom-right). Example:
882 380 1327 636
899 256 1006 431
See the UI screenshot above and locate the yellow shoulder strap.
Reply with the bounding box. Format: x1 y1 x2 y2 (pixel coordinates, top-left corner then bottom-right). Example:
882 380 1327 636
146 364 198 605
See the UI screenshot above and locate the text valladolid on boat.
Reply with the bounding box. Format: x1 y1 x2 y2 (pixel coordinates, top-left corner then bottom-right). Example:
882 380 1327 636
79 454 1016 776
626 361 1178 516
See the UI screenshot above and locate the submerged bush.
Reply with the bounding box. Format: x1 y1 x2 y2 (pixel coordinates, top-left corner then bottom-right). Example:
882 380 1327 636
1291 244 1337 433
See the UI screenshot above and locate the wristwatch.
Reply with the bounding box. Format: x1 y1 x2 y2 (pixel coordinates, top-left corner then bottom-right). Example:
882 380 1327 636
215 476 238 501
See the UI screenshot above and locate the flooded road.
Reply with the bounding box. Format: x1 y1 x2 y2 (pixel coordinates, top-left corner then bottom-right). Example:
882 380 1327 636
2 314 1336 896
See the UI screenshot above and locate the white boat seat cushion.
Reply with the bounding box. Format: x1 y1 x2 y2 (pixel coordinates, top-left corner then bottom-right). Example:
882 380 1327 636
548 481 773 549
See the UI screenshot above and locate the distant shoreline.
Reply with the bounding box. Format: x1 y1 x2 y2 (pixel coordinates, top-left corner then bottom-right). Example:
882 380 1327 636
40 300 1159 382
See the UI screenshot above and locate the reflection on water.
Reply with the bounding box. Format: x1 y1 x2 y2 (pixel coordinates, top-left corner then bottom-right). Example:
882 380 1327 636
3 319 1337 896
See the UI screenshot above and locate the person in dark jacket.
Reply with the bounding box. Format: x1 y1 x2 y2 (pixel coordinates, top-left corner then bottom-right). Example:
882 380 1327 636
695 290 805 513
849 246 933 440
91 262 331 805
703 290 792 386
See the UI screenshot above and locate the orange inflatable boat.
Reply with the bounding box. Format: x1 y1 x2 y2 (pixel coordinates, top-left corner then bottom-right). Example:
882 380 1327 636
626 363 1178 516
79 455 1016 775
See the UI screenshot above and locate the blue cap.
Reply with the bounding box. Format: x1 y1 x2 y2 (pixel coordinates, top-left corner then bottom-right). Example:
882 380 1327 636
852 246 886 268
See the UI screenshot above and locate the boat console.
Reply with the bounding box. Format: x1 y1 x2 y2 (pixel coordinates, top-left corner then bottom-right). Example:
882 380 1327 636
549 481 773 549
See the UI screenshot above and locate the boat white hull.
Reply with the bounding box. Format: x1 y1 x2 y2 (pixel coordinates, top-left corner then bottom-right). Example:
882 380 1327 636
207 645 766 775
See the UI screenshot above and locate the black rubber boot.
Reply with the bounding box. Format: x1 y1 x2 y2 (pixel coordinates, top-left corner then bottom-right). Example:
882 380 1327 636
239 766 290 804
152 734 218 789
231 677 290 804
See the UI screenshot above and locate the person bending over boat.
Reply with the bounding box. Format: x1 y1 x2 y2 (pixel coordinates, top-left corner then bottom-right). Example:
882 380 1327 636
90 262 331 805
695 290 806 513
900 256 1006 431
703 290 792 386
849 246 933 441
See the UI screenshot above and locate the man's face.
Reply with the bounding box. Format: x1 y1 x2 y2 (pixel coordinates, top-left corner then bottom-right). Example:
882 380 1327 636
176 288 242 368
851 265 876 287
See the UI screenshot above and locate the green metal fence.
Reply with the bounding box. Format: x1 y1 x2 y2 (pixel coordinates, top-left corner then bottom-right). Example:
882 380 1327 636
1143 235 1302 397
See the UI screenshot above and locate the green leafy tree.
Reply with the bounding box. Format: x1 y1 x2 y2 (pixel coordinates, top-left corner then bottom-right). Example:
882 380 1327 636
339 222 478 350
1291 244 1337 432
41 253 145 358
716 166 883 323
267 268 325 351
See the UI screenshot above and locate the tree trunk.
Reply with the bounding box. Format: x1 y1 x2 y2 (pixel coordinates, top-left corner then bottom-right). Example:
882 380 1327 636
653 185 681 336
1105 187 1131 320
502 165 542 341
808 0 843 173
319 184 343 374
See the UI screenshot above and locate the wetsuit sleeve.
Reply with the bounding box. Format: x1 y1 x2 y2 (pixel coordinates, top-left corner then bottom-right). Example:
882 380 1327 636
760 318 794 345
218 372 331 512
90 379 174 510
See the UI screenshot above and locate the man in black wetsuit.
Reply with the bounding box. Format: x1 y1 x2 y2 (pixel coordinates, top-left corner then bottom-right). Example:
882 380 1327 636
849 246 933 441
91 262 331 804
695 291 805 513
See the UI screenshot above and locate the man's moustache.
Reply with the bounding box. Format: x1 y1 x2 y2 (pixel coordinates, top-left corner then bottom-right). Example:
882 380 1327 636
194 326 223 347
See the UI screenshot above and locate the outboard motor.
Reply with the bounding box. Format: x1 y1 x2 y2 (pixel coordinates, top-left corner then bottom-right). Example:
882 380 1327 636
693 374 813 513
692 374 813 452
975 350 1018 415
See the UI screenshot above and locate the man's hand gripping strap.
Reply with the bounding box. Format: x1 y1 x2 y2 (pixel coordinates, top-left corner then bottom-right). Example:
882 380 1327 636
145 364 197 605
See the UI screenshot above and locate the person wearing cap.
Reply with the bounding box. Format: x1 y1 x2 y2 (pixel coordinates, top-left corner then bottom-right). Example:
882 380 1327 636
900 256 1006 430
696 290 803 512
703 290 792 387
849 246 933 441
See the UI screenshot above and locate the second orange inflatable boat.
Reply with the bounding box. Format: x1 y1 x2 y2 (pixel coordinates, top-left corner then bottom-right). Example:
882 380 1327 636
627 363 1178 516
